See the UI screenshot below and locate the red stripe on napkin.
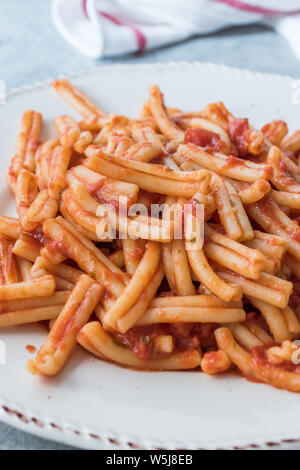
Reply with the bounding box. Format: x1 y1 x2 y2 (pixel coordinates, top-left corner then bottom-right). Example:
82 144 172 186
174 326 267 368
99 11 147 51
212 0 300 15
82 0 89 19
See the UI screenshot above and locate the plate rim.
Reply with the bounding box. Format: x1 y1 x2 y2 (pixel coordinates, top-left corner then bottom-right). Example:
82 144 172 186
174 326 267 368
1 61 299 450
6 60 298 99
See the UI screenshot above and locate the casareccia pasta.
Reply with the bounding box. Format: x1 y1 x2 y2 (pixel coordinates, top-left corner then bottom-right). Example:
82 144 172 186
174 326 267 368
2 79 300 392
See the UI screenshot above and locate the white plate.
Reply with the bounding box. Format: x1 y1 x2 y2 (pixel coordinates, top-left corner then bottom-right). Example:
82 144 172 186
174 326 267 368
1 62 300 451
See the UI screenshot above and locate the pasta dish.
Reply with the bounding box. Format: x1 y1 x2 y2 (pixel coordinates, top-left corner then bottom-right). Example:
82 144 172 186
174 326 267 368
2 78 300 393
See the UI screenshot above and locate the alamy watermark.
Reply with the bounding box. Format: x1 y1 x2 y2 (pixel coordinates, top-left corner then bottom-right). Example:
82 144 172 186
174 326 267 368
95 197 204 250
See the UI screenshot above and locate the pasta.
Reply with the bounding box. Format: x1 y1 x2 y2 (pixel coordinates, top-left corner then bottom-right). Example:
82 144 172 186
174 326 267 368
2 79 300 393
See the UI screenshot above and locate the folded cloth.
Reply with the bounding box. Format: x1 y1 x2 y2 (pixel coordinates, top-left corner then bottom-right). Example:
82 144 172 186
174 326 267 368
52 0 300 60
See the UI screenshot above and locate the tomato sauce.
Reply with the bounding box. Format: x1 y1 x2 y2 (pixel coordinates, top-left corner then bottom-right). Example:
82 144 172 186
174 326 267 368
277 159 298 188
253 196 280 231
6 243 14 278
289 292 300 311
112 324 169 361
224 155 243 168
251 344 300 374
138 190 163 213
228 118 249 157
69 152 85 169
190 323 218 349
184 128 222 152
87 179 132 213
246 311 268 328
23 230 67 260
24 229 47 247
87 179 109 204
0 267 4 286
44 239 67 256
112 322 216 361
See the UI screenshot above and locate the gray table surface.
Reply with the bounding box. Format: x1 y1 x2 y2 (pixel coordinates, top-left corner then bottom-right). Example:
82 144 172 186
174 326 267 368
1 0 300 451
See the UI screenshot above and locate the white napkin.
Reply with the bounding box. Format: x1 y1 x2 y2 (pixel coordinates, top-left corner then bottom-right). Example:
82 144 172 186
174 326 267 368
52 0 300 60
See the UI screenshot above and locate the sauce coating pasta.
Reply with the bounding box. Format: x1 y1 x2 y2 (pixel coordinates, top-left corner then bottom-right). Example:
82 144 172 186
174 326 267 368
2 80 300 392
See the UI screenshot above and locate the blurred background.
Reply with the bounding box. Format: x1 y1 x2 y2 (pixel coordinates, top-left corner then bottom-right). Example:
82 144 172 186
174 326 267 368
1 0 300 450
2 0 300 92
